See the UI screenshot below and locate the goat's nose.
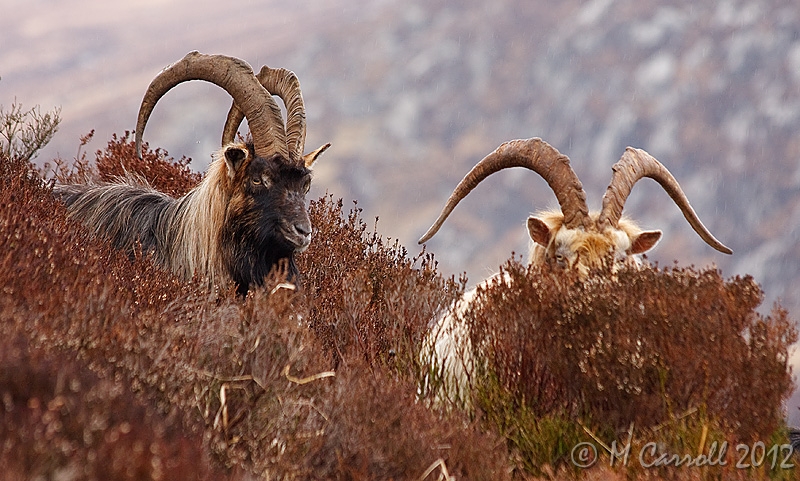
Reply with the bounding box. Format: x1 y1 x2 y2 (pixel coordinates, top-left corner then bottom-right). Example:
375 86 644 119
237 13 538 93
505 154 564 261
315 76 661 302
294 222 312 237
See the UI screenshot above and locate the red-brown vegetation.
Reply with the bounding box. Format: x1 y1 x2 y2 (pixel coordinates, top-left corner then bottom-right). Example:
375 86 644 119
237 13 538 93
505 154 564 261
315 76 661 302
467 261 794 437
0 125 795 480
1 133 504 480
53 130 201 196
457 261 796 475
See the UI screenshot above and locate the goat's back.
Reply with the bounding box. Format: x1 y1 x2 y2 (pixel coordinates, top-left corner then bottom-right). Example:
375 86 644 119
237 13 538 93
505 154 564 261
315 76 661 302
54 180 177 260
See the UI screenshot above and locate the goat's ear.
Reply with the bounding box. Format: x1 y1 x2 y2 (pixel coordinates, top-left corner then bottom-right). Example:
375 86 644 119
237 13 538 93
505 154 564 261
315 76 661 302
527 216 551 246
223 145 248 175
303 142 331 168
629 230 662 254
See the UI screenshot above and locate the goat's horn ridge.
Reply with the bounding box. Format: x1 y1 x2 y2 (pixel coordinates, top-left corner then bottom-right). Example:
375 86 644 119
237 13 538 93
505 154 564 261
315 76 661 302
222 65 307 165
599 147 732 254
418 137 589 244
135 51 288 161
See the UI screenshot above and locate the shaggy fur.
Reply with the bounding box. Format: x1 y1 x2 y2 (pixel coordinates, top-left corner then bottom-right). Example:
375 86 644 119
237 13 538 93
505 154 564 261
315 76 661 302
55 142 313 295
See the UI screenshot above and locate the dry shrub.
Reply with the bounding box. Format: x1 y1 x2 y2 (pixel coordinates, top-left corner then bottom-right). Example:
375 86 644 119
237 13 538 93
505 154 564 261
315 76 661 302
94 131 202 196
0 149 229 480
1 131 508 480
459 259 795 471
52 130 201 196
0 100 60 162
290 201 504 478
2 116 794 479
0 335 226 481
299 360 506 480
299 196 464 371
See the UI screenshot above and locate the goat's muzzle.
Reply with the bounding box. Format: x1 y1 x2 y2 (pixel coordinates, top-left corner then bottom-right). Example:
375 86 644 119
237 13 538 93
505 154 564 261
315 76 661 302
281 218 312 253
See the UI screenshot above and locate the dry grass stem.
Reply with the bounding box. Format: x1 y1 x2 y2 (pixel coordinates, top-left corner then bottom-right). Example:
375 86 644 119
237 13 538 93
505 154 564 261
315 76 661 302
282 364 336 385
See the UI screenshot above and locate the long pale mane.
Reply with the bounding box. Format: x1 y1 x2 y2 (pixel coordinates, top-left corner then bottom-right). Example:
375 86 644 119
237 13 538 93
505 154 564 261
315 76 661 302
165 148 238 285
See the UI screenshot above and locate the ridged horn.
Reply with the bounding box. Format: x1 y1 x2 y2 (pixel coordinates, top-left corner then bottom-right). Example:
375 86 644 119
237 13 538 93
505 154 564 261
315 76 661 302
418 137 589 244
599 147 732 254
135 51 288 161
222 65 306 164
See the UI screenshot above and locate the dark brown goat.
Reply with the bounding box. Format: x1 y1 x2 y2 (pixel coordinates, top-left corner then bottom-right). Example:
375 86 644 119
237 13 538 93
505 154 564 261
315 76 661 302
55 52 329 294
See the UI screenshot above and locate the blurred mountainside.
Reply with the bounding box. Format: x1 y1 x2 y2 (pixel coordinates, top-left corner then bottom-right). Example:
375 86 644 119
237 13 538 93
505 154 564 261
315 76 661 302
2 0 798 314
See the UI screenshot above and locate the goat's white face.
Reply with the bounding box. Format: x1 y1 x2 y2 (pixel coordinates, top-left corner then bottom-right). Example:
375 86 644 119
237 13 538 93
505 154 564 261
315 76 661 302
526 212 662 276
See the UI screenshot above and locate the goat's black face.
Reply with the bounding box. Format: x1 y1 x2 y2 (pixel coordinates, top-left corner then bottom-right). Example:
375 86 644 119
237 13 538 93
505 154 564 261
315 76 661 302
221 143 313 292
243 154 313 252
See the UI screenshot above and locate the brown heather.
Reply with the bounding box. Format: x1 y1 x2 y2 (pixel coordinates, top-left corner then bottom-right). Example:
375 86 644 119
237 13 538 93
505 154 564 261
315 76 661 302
468 261 795 435
1 123 796 480
459 261 796 475
52 130 201 196
1 132 504 480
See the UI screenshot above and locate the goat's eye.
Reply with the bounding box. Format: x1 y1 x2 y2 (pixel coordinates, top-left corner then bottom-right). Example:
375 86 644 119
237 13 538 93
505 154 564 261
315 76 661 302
555 253 567 267
302 178 311 194
253 175 272 188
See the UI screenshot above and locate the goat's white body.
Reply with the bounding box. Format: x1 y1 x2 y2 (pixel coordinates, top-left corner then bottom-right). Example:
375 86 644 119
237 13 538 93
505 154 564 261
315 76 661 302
422 271 510 406
421 212 651 407
417 140 732 407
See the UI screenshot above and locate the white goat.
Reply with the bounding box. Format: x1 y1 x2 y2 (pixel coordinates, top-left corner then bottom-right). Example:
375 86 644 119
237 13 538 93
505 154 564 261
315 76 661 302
418 137 732 405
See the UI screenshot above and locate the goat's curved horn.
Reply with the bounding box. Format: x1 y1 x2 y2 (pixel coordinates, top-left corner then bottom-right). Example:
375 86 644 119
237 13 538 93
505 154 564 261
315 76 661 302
135 51 288 160
222 66 306 164
418 137 589 244
599 147 732 254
